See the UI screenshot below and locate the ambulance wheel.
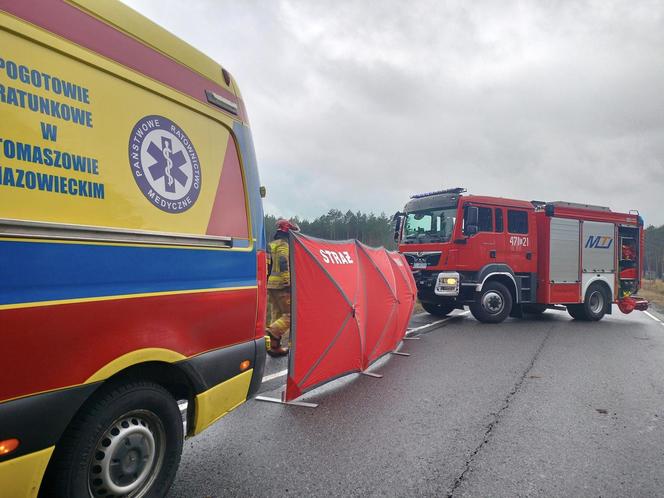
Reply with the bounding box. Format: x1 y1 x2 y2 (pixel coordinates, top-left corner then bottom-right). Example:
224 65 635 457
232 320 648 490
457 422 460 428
421 301 455 317
470 281 513 323
43 380 183 498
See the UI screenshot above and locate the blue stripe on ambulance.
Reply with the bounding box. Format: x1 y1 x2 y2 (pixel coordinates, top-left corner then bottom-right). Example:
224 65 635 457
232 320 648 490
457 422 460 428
0 240 257 305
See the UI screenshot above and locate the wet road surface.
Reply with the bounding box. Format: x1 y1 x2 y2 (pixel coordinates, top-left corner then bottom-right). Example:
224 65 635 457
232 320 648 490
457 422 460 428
169 307 664 497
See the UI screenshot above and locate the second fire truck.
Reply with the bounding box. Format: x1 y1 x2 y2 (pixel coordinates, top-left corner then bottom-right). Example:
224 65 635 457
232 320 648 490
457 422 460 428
395 188 648 323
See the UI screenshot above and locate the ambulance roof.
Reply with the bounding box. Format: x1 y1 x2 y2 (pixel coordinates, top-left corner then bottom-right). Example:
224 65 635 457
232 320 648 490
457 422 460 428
72 0 234 93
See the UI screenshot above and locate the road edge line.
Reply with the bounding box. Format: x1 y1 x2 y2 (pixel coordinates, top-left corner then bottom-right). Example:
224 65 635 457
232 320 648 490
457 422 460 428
644 310 664 328
406 310 469 336
262 369 288 382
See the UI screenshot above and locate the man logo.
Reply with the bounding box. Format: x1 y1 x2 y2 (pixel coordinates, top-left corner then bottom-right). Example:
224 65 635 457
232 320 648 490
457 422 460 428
129 115 202 213
585 235 613 249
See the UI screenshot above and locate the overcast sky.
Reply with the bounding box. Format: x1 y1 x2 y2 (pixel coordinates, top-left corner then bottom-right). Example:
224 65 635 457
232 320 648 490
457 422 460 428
124 0 664 225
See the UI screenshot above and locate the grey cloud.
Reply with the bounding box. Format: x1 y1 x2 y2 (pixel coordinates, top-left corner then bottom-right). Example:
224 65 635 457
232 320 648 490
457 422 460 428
123 0 664 224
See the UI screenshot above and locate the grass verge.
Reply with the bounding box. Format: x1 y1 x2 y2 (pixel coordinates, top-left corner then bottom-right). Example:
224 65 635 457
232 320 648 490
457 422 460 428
640 279 664 313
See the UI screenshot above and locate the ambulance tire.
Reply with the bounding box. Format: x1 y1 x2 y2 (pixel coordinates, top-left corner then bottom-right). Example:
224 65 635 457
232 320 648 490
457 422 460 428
470 281 513 323
421 301 456 317
43 380 183 498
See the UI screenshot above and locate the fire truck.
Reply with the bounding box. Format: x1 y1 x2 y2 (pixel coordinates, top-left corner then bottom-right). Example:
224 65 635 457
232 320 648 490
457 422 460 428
395 188 648 323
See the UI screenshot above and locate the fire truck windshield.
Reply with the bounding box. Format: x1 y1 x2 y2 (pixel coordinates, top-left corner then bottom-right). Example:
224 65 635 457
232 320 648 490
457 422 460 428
402 207 457 244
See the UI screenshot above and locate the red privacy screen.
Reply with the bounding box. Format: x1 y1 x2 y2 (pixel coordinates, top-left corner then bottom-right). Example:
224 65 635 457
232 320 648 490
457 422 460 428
356 242 399 366
388 251 417 348
285 233 416 402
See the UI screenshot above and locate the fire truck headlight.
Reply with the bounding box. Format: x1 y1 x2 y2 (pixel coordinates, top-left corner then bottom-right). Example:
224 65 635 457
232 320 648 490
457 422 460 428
435 272 460 296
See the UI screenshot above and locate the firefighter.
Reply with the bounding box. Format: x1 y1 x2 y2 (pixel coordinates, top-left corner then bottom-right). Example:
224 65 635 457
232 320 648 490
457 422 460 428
266 218 299 357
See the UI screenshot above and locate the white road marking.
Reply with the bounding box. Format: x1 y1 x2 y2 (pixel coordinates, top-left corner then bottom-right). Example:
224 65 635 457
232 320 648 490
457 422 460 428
644 311 662 322
406 311 469 335
406 319 449 334
262 369 288 382
260 311 469 383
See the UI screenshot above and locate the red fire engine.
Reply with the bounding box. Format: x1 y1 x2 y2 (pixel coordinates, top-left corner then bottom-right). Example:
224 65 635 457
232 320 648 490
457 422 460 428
395 188 648 323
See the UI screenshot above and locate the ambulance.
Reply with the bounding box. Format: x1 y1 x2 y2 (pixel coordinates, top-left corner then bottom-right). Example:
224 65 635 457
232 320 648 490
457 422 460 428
0 1 267 496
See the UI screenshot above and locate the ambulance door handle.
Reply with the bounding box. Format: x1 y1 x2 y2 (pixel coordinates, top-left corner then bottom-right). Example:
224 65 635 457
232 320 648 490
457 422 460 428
526 252 532 260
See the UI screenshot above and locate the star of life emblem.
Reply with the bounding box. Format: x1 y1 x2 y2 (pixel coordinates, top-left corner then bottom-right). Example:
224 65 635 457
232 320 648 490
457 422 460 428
129 115 201 213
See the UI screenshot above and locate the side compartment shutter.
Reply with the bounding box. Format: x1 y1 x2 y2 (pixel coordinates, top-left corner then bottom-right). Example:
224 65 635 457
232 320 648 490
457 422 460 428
582 221 615 273
549 218 580 283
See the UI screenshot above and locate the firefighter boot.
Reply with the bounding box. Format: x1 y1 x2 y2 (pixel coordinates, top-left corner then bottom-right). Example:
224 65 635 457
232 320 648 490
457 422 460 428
267 331 289 357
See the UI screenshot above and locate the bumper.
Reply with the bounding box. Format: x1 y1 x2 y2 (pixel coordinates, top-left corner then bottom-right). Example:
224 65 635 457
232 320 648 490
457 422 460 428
0 383 99 464
193 369 253 434
617 296 649 314
177 338 266 434
192 339 266 434
0 383 99 498
0 447 53 498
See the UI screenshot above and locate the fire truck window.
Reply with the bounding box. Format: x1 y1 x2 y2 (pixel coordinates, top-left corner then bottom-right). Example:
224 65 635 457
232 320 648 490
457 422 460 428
404 208 457 243
495 209 504 232
478 207 493 232
507 210 528 234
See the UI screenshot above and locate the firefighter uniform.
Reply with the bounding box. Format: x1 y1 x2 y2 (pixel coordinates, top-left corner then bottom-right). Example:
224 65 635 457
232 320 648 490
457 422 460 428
266 220 298 357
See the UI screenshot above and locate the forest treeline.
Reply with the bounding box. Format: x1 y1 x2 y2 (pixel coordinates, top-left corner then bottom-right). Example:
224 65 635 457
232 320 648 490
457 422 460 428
646 225 664 278
265 211 664 278
265 210 396 249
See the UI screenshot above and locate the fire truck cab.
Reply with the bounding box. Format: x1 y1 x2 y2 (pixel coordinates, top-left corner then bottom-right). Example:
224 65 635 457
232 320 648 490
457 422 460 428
395 188 648 323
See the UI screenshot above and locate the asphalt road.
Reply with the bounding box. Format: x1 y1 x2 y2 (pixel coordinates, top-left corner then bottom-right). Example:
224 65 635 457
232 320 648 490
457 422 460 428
169 307 664 497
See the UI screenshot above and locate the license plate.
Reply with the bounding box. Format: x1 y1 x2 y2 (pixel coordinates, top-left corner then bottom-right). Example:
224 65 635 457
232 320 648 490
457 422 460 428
414 262 427 269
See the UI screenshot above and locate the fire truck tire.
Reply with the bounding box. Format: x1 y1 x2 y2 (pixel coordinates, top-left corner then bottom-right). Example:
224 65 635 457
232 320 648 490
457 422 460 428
42 380 183 498
469 281 513 323
567 284 609 321
567 304 586 320
421 301 456 316
582 283 609 321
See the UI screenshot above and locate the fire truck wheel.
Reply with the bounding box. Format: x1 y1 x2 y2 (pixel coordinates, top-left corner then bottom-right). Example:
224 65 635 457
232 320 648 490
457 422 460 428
42 380 183 498
567 304 587 320
583 283 609 321
421 301 456 317
470 281 513 323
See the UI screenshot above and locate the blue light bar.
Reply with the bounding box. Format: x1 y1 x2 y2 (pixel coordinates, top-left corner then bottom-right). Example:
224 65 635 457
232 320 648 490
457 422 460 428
410 187 466 199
